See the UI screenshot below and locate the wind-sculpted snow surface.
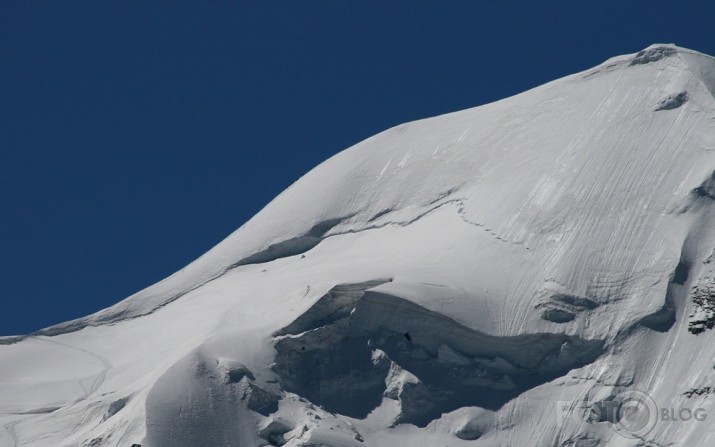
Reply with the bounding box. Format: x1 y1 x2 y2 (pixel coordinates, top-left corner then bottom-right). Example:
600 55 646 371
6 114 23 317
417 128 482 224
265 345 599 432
2 44 715 446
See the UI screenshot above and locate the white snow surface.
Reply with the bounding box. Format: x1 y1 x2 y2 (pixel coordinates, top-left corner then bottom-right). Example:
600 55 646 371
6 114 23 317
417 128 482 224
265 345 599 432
2 44 715 446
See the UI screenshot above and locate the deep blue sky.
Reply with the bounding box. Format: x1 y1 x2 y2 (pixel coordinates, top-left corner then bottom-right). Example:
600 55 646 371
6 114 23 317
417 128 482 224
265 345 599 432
1 2 714 335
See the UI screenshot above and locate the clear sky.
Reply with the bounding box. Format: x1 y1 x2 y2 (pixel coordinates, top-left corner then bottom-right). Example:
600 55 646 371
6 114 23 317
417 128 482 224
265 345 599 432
1 1 714 336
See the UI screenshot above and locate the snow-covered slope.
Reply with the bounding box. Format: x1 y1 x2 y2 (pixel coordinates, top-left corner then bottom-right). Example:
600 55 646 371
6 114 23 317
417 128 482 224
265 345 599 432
2 44 715 447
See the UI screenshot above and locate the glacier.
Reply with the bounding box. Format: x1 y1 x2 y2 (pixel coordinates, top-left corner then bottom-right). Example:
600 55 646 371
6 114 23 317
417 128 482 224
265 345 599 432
1 43 715 446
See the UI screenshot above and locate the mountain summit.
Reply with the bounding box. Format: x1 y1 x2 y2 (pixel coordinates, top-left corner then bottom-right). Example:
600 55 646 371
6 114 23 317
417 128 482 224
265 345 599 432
2 44 715 447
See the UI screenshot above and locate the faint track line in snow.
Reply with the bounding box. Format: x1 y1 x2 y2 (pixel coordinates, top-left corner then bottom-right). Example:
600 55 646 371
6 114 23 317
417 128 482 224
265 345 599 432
2 419 20 447
0 337 113 447
0 338 115 447
1 407 64 446
33 337 113 399
455 206 532 251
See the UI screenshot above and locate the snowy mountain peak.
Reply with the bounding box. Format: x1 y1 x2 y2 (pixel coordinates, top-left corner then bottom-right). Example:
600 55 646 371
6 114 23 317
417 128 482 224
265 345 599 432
2 45 715 447
594 43 715 97
631 43 679 64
